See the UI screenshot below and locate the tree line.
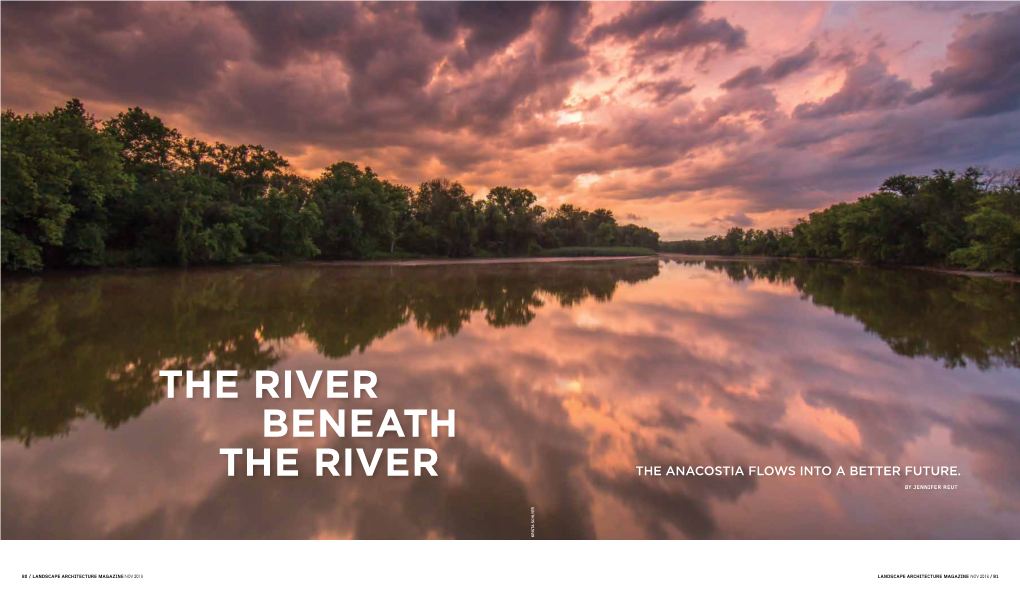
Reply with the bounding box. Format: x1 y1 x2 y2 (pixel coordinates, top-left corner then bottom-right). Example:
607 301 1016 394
661 169 1020 273
1 99 660 272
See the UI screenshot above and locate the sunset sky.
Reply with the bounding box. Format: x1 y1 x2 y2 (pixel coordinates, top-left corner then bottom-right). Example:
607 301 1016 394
3 1 1019 239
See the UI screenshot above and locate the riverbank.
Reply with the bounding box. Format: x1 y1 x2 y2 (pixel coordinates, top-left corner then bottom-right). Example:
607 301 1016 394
658 253 1020 283
7 252 1017 282
315 255 659 267
0 254 661 279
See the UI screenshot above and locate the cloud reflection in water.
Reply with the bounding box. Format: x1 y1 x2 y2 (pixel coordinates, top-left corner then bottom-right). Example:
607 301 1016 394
2 258 1018 538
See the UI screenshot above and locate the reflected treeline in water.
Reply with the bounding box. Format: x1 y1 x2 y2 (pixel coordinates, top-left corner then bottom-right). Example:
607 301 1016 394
0 260 659 444
670 257 1020 370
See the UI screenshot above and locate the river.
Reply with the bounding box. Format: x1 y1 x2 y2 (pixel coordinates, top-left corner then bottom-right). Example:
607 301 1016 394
2 257 1018 538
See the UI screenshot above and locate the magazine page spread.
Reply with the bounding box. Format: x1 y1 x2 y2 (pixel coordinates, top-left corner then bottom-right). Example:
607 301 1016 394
1 1 1017 592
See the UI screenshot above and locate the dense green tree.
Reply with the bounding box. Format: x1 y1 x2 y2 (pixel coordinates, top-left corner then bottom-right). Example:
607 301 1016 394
2 100 129 270
722 227 745 255
312 162 398 259
410 179 479 257
479 186 545 255
662 168 1019 274
243 181 322 262
949 181 1020 272
837 191 928 264
587 208 617 244
214 142 289 204
616 224 660 251
542 203 590 247
916 168 983 258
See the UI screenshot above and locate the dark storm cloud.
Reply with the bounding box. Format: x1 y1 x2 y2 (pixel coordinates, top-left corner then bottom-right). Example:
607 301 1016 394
0 2 590 139
631 78 695 105
536 1 593 65
417 2 594 68
251 2 443 100
0 2 243 107
721 43 820 89
416 2 593 73
794 54 914 119
587 1 747 62
414 1 459 40
229 1 544 75
908 5 1020 118
225 1 356 68
445 2 544 70
588 0 703 40
218 2 592 153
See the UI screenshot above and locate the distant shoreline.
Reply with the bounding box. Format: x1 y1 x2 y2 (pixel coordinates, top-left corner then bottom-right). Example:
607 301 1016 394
0 254 659 279
5 253 1017 282
659 253 1020 283
317 255 659 267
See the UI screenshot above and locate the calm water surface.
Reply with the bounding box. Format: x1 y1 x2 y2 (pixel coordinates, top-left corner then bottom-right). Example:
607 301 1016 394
2 257 1019 539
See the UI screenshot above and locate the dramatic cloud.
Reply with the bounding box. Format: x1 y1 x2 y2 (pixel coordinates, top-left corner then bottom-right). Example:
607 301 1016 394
793 54 914 119
721 43 820 89
226 2 358 69
2 1 1019 239
419 2 544 70
631 78 696 105
587 1 747 62
908 4 1020 117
